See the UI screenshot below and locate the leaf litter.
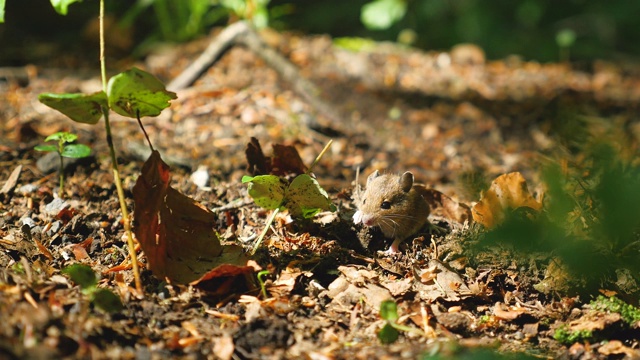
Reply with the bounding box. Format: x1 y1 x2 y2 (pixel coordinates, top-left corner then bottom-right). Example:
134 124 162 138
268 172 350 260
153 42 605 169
1 28 640 359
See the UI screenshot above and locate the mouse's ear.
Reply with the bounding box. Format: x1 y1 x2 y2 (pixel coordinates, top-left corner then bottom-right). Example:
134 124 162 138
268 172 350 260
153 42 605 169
367 170 380 186
400 171 414 192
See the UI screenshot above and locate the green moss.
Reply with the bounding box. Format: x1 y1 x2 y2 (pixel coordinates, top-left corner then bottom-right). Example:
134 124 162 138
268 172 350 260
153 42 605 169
590 295 640 326
553 325 593 345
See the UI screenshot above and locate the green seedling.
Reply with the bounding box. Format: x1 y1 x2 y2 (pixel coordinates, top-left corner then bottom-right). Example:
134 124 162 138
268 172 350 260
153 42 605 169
378 299 424 344
556 28 576 62
36 0 177 293
257 269 270 298
35 131 91 198
242 140 336 255
62 263 123 313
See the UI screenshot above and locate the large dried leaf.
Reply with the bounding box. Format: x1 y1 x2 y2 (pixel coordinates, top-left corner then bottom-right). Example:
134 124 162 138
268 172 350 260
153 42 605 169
133 151 252 286
416 186 472 224
472 172 542 228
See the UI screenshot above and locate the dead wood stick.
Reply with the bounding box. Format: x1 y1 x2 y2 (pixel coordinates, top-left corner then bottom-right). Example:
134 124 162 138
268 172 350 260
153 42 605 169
168 21 344 134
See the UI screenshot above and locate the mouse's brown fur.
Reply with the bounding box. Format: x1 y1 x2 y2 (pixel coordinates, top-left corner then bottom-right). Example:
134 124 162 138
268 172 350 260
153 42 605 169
354 171 430 253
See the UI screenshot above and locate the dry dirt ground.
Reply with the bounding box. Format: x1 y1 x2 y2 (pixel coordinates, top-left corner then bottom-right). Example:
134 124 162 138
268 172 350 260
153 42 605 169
2 27 640 359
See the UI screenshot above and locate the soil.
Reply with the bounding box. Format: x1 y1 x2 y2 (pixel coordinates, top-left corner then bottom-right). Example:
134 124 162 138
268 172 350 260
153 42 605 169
2 27 640 359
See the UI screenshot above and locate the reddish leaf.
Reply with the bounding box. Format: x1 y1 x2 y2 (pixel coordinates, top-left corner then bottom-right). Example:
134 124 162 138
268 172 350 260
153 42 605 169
245 138 307 176
245 137 271 176
271 143 307 176
133 150 252 285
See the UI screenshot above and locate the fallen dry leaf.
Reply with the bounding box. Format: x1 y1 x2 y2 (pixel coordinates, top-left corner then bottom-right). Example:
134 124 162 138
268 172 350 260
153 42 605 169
1 165 22 195
471 172 542 228
416 186 472 224
133 150 254 287
598 340 640 358
245 137 307 176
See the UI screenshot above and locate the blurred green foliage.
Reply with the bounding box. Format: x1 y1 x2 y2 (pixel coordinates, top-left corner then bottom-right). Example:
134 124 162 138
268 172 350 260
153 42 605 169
274 0 640 61
2 0 640 62
475 111 640 296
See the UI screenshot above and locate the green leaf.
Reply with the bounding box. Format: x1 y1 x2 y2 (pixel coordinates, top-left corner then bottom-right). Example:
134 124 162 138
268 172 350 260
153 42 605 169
0 0 5 23
379 300 399 322
91 288 123 313
284 174 336 219
107 67 177 118
61 144 91 158
38 92 107 124
243 175 286 210
50 0 84 15
361 0 407 30
377 323 399 344
44 131 77 143
34 145 58 153
62 264 97 290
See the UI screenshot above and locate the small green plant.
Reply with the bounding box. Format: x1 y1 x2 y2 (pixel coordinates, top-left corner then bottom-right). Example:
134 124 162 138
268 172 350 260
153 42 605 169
556 28 577 62
34 131 91 198
62 263 123 313
590 295 640 326
36 0 177 293
242 140 336 255
552 325 592 346
257 269 270 298
378 299 424 344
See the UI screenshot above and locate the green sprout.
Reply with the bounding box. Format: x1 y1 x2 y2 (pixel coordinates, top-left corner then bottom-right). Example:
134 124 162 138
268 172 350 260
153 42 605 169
35 131 91 198
257 270 270 298
378 300 424 344
556 28 576 62
242 140 336 255
62 263 123 313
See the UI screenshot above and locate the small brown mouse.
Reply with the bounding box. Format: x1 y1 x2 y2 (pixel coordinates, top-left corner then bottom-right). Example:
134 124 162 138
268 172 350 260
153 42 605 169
353 170 431 253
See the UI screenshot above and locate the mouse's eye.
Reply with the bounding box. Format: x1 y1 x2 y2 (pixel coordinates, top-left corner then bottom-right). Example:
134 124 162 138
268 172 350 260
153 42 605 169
381 201 391 209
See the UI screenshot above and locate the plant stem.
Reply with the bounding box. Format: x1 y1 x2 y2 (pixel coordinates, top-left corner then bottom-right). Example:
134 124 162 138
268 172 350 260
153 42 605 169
307 139 333 174
99 0 142 294
58 154 64 198
251 207 280 255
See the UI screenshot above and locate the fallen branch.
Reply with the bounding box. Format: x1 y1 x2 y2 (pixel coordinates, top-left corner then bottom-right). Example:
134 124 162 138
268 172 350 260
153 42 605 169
168 21 344 135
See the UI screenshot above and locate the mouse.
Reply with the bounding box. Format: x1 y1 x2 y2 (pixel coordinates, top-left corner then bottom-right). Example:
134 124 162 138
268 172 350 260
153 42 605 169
353 170 431 253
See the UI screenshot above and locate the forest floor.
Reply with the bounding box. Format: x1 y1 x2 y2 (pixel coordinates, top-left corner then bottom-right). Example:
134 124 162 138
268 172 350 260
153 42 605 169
2 26 640 359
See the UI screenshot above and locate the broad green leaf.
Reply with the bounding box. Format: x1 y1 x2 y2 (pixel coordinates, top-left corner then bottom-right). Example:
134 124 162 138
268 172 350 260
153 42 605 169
92 288 123 313
377 323 399 344
379 300 399 321
284 174 336 219
0 0 5 23
50 0 84 16
243 175 286 210
361 0 407 30
107 67 177 118
38 92 107 124
62 264 97 290
34 145 58 153
61 144 91 158
45 131 77 143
